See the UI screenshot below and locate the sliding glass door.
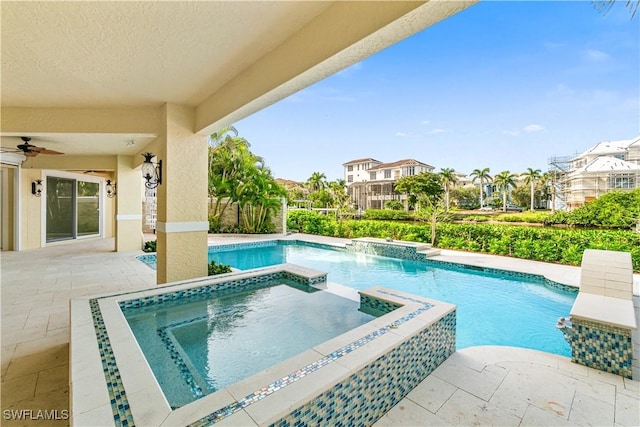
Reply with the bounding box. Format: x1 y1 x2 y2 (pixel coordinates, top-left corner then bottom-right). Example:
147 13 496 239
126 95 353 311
46 176 100 243
77 181 100 236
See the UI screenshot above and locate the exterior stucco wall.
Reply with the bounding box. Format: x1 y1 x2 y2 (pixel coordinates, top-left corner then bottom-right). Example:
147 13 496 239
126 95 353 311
20 169 43 250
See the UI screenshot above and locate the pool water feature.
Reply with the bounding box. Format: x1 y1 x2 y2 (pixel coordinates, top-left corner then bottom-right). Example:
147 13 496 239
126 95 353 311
205 241 577 356
122 280 376 408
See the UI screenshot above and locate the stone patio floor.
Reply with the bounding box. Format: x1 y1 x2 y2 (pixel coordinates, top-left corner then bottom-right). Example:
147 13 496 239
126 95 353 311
1 234 638 426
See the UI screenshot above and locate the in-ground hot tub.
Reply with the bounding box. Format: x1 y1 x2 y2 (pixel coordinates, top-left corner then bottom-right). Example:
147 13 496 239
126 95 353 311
70 263 456 426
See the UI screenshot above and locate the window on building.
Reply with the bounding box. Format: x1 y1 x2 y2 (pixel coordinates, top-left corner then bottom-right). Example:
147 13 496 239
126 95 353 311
384 169 391 179
613 154 626 161
406 166 415 176
610 173 636 189
369 171 377 180
347 165 353 172
347 175 353 183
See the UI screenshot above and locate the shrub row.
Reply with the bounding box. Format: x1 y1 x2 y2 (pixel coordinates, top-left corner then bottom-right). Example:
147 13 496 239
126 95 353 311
287 210 640 271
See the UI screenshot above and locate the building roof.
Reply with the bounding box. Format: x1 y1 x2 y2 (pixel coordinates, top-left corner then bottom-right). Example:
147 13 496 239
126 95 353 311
369 158 434 171
575 135 640 159
573 156 640 174
342 158 382 166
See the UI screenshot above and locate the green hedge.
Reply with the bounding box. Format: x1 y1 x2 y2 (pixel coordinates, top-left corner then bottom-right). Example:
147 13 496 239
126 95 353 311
287 210 640 271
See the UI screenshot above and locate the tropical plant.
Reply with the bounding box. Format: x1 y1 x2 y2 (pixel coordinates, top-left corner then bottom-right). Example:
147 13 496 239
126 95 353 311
470 168 492 208
143 240 156 252
306 171 327 193
208 260 232 275
439 168 458 211
384 200 404 210
395 172 444 210
328 179 352 220
521 168 542 212
208 126 256 230
493 171 517 212
238 164 286 233
450 186 479 209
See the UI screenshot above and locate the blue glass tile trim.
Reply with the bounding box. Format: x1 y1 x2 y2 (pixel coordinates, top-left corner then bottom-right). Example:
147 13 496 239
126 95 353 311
119 270 326 312
188 293 436 426
135 254 157 270
89 299 135 426
569 318 633 379
272 311 456 427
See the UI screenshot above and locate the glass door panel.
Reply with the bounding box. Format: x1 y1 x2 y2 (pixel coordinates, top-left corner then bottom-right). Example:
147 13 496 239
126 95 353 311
77 181 100 236
46 176 74 242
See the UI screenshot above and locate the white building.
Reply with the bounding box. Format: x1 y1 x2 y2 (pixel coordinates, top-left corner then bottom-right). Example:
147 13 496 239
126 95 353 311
343 158 434 210
560 136 640 210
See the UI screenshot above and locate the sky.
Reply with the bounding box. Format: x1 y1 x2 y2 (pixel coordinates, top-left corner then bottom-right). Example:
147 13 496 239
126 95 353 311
234 0 639 182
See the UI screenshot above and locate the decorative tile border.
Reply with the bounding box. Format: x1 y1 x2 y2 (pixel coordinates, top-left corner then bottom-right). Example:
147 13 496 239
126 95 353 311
90 266 328 426
189 290 439 426
272 311 456 427
89 299 135 426
567 318 634 379
120 270 325 312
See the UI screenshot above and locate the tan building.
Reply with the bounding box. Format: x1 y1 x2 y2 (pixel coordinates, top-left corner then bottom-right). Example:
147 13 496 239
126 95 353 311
344 158 435 210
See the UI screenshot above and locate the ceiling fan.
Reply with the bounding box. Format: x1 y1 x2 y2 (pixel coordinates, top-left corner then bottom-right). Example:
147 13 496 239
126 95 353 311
1 137 65 157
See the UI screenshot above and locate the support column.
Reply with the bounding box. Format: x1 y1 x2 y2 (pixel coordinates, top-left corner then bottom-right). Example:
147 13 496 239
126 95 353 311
156 104 208 284
115 155 143 252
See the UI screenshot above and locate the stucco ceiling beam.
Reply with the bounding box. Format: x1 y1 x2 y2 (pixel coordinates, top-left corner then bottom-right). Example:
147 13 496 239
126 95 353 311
1 107 161 135
21 155 118 171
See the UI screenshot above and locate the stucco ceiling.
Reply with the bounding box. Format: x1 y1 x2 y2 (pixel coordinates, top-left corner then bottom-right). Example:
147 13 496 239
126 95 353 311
1 1 331 108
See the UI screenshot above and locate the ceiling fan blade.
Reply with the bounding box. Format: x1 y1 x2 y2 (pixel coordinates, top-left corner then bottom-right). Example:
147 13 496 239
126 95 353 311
40 149 64 155
29 146 46 152
25 151 39 157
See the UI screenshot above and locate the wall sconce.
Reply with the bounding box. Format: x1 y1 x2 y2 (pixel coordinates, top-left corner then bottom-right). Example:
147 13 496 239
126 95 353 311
31 179 43 197
105 180 117 198
141 152 162 189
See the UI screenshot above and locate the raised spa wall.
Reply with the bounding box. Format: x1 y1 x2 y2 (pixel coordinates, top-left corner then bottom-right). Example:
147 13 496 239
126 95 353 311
557 249 638 380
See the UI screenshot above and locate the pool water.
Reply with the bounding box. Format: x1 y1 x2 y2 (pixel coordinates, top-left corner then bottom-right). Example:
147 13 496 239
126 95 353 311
208 243 576 356
123 280 376 408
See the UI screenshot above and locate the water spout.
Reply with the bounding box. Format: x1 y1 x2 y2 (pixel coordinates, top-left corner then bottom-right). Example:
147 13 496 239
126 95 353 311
556 316 575 343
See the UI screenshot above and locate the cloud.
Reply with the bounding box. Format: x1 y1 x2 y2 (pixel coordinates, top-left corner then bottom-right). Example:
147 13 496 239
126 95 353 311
584 49 610 62
428 128 446 135
523 124 544 133
420 120 430 125
396 132 407 137
504 124 544 136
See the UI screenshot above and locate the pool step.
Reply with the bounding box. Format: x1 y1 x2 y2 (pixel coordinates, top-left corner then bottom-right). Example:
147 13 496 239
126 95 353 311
417 248 441 257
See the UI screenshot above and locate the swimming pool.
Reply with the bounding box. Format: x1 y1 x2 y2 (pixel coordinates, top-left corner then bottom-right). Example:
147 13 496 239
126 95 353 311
204 241 576 356
122 280 377 408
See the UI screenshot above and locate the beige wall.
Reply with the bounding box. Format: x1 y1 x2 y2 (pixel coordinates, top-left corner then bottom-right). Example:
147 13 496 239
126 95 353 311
1 165 16 250
20 169 43 249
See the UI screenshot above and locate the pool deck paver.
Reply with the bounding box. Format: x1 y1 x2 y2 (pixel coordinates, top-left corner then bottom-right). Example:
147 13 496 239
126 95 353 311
1 233 639 426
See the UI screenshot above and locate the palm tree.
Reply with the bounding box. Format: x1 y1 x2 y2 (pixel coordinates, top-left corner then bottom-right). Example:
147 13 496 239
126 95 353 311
306 171 327 193
493 171 517 212
522 168 542 211
470 168 492 208
439 168 458 211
